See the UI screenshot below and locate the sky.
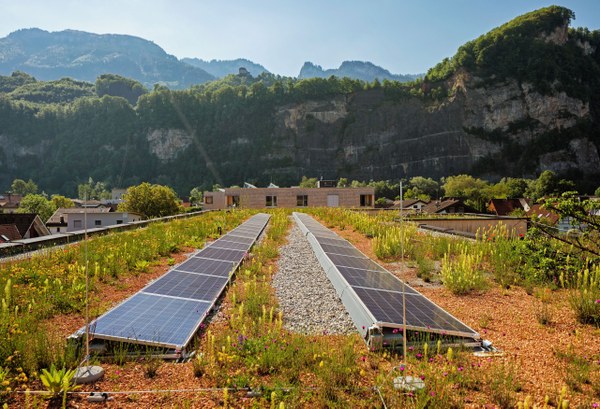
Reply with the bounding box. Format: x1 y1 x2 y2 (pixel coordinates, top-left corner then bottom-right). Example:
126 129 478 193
0 0 599 77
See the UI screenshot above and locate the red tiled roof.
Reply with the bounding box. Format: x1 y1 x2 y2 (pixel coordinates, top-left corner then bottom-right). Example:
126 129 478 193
0 224 22 242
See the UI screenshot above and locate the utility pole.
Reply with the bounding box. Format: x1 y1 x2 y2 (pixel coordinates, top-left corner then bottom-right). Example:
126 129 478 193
400 180 407 362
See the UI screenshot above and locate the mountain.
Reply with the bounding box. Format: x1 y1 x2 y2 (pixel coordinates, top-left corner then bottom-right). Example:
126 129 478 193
181 58 269 78
0 6 598 196
298 61 421 82
0 28 215 89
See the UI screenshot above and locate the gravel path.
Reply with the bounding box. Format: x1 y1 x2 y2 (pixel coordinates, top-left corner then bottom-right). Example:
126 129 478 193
273 220 356 335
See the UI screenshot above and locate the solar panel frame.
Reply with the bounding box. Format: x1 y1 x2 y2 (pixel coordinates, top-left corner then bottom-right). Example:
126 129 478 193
76 212 271 352
89 292 212 349
351 287 478 337
142 270 229 302
207 240 250 251
176 257 235 277
327 253 386 272
320 243 365 258
219 234 255 245
195 246 247 263
336 266 419 295
293 212 481 343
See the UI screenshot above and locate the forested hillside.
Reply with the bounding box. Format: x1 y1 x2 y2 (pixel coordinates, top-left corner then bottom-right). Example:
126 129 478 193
0 6 598 196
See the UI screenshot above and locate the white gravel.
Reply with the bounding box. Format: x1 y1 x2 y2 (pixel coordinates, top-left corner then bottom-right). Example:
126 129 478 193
272 220 356 335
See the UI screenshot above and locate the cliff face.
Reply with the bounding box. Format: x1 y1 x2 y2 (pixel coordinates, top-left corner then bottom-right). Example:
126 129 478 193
248 75 597 182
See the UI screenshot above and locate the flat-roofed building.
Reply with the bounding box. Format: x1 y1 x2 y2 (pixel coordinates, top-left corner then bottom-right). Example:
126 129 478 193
202 186 375 210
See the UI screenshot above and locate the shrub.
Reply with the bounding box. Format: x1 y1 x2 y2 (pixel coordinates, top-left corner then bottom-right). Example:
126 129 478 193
441 242 487 295
569 265 600 327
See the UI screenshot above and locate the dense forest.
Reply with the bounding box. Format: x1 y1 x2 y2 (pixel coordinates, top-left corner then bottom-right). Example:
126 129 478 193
0 6 599 197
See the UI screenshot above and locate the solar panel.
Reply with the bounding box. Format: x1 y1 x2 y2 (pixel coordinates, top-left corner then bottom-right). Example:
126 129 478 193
313 236 355 248
327 253 386 272
320 243 365 258
208 240 250 251
336 266 419 294
90 293 211 348
177 257 234 277
74 212 271 353
143 270 228 301
195 246 246 262
352 287 476 336
219 234 255 245
292 212 481 345
228 227 258 236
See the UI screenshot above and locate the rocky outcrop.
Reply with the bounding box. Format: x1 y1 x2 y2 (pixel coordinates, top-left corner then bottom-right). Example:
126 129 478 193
462 78 588 141
147 129 193 161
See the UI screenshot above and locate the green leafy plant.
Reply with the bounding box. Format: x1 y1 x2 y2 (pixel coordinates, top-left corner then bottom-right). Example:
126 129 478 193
39 364 80 407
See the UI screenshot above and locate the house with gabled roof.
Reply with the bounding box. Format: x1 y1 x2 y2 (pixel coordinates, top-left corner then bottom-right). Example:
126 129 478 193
392 199 429 213
488 198 531 216
0 224 22 243
0 193 23 214
0 213 50 238
422 199 479 214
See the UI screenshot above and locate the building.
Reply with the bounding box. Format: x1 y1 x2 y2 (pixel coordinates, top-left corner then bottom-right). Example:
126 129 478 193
0 213 50 238
0 193 23 214
46 208 143 233
202 186 375 210
392 199 429 213
488 198 531 216
422 199 479 214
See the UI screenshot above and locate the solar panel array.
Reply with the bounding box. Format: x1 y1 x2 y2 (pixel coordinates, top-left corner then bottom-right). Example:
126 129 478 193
293 212 480 345
77 213 270 350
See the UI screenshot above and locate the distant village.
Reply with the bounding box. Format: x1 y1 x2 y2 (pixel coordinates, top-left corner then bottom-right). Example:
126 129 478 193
1 178 597 252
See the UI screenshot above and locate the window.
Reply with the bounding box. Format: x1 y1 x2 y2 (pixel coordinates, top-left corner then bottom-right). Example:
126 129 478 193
266 195 278 207
116 220 123 225
73 220 82 229
205 196 213 204
296 195 308 207
227 195 240 207
95 220 102 226
360 194 373 207
56 227 60 232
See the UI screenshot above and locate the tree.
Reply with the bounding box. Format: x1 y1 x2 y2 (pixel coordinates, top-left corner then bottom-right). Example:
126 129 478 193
51 195 74 209
405 176 439 201
535 192 600 257
118 182 181 219
595 186 600 197
299 176 318 188
189 187 203 206
442 174 490 211
17 194 56 222
11 178 38 196
78 178 110 200
337 178 349 188
489 177 532 198
527 171 576 200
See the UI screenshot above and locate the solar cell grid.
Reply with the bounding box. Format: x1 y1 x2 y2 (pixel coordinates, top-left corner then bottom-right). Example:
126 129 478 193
91 293 211 347
328 253 386 272
208 240 250 251
196 246 246 263
177 256 234 277
220 234 255 244
320 243 365 258
353 287 476 336
336 266 418 294
314 236 354 248
294 212 479 342
143 270 228 301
